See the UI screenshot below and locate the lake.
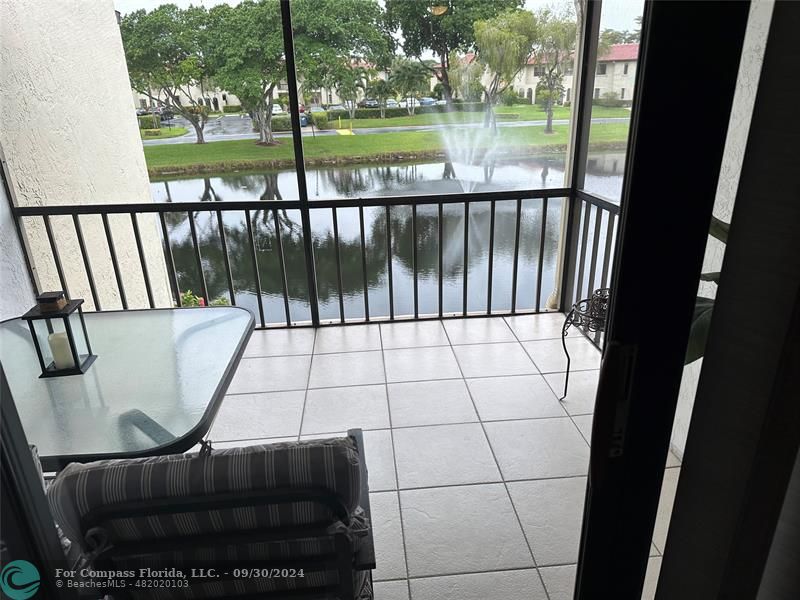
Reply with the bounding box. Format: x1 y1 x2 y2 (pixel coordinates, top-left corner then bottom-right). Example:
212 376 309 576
151 153 623 324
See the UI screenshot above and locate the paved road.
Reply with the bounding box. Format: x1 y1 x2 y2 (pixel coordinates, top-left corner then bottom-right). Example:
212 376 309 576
143 114 629 146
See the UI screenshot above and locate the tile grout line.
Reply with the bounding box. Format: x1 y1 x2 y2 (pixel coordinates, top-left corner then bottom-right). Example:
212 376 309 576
377 323 412 597
507 315 594 450
443 318 553 600
241 331 579 359
226 367 601 397
296 328 318 442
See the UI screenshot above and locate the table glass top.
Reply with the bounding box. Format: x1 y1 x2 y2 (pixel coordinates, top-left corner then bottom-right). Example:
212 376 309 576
0 307 253 462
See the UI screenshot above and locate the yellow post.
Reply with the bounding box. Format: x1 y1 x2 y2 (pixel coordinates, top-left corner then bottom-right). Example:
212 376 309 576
338 115 342 130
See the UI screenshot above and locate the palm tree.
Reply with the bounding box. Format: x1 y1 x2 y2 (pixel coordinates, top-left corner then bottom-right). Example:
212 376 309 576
389 59 429 116
365 78 396 118
333 64 368 120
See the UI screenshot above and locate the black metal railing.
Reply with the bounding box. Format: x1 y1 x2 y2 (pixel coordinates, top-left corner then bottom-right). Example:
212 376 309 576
12 187 618 329
562 190 620 347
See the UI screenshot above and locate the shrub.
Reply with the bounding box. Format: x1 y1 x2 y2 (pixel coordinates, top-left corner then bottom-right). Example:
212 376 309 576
500 88 518 106
180 290 229 307
137 115 159 129
270 115 291 131
142 129 162 137
597 91 623 107
311 112 328 129
222 104 242 113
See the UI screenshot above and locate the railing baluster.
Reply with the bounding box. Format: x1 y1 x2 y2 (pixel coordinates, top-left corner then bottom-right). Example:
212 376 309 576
438 203 443 318
576 203 592 301
601 212 616 289
244 210 266 328
412 204 419 319
535 197 549 312
359 206 370 321
72 214 100 310
42 215 69 298
187 210 209 305
462 202 469 316
510 198 522 313
158 212 182 307
130 213 155 309
486 200 496 315
386 205 394 320
331 207 345 323
216 210 236 306
272 209 291 326
587 206 603 296
102 213 127 309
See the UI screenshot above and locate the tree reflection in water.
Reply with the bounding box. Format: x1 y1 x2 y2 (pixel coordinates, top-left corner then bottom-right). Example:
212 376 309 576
155 156 625 322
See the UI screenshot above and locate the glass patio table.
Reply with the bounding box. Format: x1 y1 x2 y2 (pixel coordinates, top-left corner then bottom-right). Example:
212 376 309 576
0 307 254 471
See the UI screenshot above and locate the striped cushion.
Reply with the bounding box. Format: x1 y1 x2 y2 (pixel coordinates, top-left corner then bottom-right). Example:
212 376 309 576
47 437 362 551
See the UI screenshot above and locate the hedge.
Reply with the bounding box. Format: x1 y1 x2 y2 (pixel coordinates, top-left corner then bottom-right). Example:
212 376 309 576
327 102 487 120
270 115 291 132
222 104 242 113
142 129 161 137
311 112 328 129
138 115 159 129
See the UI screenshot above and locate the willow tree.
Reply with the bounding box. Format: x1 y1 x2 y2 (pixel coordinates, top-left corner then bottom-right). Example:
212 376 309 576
474 10 538 130
534 8 577 133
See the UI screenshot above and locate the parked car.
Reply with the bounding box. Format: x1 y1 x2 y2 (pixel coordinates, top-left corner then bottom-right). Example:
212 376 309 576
399 98 416 109
272 104 284 115
435 99 447 106
359 98 379 109
419 97 436 106
327 104 346 113
385 99 399 108
309 106 326 113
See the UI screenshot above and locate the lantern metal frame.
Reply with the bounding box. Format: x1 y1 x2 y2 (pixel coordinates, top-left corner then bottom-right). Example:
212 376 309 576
21 299 96 378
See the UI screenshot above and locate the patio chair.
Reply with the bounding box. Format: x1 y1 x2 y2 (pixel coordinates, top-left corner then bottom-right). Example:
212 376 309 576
46 430 374 600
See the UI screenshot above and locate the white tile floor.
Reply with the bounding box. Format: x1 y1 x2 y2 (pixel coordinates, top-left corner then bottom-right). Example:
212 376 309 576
210 313 680 599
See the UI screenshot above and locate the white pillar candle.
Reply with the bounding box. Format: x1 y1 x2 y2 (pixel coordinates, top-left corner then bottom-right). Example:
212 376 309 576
48 332 75 369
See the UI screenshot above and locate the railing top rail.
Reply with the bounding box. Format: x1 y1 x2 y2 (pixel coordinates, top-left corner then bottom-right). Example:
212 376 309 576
11 188 572 217
576 189 621 214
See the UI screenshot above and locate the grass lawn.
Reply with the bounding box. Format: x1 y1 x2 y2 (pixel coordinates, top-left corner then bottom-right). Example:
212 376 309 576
145 122 630 175
333 104 629 130
140 126 189 140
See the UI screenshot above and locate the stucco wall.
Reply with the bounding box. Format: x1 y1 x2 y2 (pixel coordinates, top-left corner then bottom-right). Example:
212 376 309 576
0 0 170 310
0 181 35 320
670 0 775 458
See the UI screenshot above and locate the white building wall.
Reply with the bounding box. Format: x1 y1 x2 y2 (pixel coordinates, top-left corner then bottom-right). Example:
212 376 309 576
671 0 775 458
0 0 170 311
514 60 636 104
0 180 34 321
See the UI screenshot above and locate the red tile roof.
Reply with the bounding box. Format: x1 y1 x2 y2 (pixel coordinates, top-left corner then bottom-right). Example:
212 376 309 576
525 42 639 65
599 43 639 62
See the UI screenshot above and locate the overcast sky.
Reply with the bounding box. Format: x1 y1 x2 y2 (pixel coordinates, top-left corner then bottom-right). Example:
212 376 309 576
113 0 641 34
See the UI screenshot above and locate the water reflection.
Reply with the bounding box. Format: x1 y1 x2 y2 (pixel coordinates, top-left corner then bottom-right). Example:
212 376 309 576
153 155 622 323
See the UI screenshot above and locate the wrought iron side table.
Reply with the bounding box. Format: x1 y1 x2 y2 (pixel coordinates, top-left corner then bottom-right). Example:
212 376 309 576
560 288 610 400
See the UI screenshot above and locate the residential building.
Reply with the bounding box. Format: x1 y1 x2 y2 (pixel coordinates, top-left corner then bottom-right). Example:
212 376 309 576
514 42 639 105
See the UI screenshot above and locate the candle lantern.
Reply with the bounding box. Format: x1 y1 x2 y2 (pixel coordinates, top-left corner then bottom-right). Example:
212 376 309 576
22 292 96 378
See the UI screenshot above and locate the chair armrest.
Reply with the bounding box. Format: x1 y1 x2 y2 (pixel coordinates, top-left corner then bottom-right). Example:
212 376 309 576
347 428 375 571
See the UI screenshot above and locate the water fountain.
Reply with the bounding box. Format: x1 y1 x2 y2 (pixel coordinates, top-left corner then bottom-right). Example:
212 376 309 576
435 113 501 193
